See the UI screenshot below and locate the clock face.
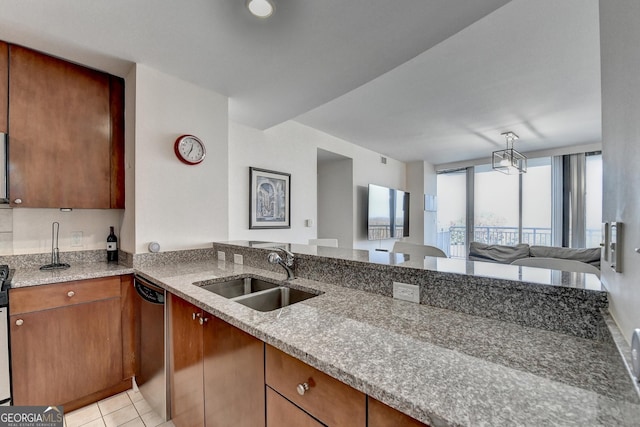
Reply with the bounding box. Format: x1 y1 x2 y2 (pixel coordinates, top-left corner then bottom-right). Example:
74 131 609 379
174 135 206 165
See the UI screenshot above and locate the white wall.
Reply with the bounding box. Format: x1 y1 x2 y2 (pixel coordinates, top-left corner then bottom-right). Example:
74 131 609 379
229 120 406 250
10 208 123 254
318 156 353 248
405 161 437 246
131 64 229 253
600 0 640 343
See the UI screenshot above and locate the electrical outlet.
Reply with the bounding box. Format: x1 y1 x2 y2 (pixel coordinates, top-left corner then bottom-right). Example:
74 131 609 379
393 282 420 303
233 254 243 264
217 251 226 261
71 231 83 247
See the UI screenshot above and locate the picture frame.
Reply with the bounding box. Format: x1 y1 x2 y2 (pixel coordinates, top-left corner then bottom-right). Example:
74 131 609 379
249 167 291 229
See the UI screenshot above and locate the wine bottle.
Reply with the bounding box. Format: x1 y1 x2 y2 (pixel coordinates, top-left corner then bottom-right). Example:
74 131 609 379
107 226 118 262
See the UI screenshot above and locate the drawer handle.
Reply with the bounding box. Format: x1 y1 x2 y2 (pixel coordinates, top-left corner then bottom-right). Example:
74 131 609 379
13 198 22 205
296 382 310 396
67 291 75 298
16 319 24 326
199 317 208 326
192 312 201 321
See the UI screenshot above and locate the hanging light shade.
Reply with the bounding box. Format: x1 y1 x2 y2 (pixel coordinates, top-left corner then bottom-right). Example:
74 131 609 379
247 0 274 18
492 131 527 174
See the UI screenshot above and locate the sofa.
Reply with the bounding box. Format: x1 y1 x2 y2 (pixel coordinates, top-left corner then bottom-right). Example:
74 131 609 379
468 242 601 269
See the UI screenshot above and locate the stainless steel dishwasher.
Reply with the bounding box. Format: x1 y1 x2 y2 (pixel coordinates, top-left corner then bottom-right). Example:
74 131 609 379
134 275 169 421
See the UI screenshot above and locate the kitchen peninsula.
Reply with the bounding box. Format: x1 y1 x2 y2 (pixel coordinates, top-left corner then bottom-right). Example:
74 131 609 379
7 242 640 426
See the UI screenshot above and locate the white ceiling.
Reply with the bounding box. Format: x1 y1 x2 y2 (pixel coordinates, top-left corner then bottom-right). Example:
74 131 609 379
0 0 601 166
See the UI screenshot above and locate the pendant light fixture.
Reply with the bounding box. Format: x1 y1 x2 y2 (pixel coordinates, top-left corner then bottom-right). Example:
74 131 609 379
492 131 527 174
247 0 274 18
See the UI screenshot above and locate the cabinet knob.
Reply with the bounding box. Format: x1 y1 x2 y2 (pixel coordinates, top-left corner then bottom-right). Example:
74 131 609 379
67 291 75 298
16 319 24 326
296 382 310 396
199 317 208 325
13 198 22 205
192 312 200 321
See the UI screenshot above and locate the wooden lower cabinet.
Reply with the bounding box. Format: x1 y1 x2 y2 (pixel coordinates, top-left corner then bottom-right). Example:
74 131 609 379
265 345 366 426
266 387 323 427
368 397 429 427
169 294 265 427
9 276 134 411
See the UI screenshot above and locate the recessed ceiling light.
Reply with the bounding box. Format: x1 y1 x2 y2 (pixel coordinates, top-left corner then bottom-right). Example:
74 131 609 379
247 0 274 18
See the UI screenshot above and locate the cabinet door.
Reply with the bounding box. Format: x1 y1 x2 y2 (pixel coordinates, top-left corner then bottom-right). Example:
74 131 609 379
0 41 7 133
10 298 123 406
8 45 112 208
169 294 204 427
203 316 265 427
266 388 323 427
368 397 428 427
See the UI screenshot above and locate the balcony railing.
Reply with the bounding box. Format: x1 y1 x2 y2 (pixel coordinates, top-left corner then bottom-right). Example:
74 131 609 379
437 226 601 258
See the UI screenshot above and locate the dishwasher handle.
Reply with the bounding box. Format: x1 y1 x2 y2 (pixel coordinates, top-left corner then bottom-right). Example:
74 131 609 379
134 277 165 305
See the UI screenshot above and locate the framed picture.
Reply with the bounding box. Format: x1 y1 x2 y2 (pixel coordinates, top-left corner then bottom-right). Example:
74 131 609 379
249 167 291 229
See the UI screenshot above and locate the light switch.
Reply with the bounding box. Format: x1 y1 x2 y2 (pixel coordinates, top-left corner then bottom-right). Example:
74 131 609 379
610 222 623 273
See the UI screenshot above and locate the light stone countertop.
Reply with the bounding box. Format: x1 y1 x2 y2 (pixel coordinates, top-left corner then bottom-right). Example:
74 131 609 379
133 260 640 427
8 259 640 426
219 240 604 290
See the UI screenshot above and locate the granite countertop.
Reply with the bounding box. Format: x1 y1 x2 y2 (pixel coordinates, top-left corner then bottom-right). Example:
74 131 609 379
8 259 640 426
220 240 604 290
9 261 134 288
132 260 640 427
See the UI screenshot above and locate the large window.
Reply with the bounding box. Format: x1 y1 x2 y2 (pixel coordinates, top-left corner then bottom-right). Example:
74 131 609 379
436 169 466 257
474 165 519 246
522 158 552 245
585 153 603 247
436 153 599 258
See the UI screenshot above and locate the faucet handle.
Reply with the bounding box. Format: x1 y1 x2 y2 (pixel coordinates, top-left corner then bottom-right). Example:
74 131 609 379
267 252 282 265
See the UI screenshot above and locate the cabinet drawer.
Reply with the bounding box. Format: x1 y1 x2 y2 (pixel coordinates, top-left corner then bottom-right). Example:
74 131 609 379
265 345 366 426
368 397 428 427
10 276 121 315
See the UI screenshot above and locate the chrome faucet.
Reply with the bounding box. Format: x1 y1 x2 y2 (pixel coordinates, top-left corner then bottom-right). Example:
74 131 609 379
267 248 295 280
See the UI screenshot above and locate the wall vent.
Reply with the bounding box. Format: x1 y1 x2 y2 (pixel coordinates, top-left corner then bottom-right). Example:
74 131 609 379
380 156 387 164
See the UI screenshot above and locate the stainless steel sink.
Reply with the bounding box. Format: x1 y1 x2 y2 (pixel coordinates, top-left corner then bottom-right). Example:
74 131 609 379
231 287 318 312
196 276 320 312
199 277 279 299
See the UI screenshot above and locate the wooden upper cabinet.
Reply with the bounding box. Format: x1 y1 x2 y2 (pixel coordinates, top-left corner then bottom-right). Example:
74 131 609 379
0 42 7 134
7 44 124 208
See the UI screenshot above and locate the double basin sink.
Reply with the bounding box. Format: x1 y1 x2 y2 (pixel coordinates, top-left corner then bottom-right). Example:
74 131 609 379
196 276 320 312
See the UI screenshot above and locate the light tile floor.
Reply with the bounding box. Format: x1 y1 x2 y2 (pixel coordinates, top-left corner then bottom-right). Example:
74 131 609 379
64 390 174 427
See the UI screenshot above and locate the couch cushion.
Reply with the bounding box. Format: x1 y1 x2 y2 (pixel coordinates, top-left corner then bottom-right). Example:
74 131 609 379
530 246 601 268
468 242 530 264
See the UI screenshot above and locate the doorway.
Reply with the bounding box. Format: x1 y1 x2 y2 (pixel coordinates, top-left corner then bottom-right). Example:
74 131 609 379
317 149 353 248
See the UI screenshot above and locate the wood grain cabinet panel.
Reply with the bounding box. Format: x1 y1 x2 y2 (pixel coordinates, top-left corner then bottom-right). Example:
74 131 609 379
7 44 124 208
0 41 7 133
169 293 265 427
265 344 366 427
10 288 123 407
10 276 121 314
169 294 205 427
368 397 429 427
266 388 324 427
203 316 265 427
